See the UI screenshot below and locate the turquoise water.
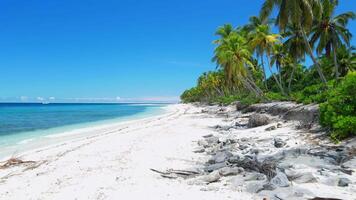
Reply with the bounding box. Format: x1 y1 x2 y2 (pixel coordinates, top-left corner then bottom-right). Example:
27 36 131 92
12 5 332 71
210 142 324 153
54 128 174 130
0 103 166 148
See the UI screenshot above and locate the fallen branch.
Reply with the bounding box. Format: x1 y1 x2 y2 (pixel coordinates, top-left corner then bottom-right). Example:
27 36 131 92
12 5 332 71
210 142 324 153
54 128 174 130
150 168 200 179
0 157 36 169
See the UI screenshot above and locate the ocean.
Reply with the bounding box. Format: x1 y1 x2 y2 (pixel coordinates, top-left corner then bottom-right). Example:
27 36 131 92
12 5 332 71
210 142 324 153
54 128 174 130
0 103 167 157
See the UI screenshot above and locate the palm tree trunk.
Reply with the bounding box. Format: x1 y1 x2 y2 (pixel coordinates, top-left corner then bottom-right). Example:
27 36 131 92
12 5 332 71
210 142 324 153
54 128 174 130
239 75 261 97
266 55 286 95
260 54 268 89
288 64 296 94
300 27 327 84
333 45 339 80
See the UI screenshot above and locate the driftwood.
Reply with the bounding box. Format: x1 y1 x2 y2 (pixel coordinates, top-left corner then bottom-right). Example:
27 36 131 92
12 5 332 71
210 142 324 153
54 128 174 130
150 168 200 179
0 157 36 169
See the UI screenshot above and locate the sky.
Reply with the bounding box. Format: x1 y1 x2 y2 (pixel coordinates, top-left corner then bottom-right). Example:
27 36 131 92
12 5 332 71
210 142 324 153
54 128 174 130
0 0 355 103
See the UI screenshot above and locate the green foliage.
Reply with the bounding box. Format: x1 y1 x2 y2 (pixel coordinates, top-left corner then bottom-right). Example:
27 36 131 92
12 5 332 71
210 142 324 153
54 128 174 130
265 92 289 101
180 87 204 103
320 72 356 140
212 93 262 106
291 83 329 104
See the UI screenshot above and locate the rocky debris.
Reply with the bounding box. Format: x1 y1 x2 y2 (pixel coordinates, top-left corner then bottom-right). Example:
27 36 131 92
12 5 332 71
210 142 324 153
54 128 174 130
274 138 286 148
277 122 283 128
192 146 205 153
208 151 233 164
270 172 290 187
235 101 248 111
293 172 317 183
265 125 276 131
247 114 270 128
338 178 351 187
245 181 266 193
159 103 355 199
219 167 243 176
199 171 221 183
246 102 319 126
204 162 227 172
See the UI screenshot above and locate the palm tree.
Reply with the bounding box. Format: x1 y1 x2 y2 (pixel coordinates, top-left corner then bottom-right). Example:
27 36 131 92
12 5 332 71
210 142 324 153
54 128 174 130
283 24 307 92
310 0 355 79
328 46 356 77
213 30 264 97
260 0 328 84
213 24 235 44
249 24 286 95
270 43 292 92
243 15 274 32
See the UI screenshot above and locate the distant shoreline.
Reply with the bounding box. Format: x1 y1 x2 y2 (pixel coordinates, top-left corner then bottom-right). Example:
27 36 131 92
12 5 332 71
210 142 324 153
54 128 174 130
0 104 170 159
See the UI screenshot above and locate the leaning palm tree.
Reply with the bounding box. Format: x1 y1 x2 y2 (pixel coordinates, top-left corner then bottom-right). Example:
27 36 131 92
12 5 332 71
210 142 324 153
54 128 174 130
283 23 308 92
249 24 286 95
213 31 264 97
310 0 355 79
270 43 292 91
260 0 328 84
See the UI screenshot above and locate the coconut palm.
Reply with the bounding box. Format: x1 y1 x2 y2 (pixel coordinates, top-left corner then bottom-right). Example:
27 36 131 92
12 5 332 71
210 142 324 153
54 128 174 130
310 0 355 79
260 0 328 84
249 24 286 95
213 31 263 97
283 23 308 92
270 43 292 92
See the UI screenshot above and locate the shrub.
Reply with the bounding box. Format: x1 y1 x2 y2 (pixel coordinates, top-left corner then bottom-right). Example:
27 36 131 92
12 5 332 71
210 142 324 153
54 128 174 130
291 81 334 104
320 72 356 140
265 92 289 101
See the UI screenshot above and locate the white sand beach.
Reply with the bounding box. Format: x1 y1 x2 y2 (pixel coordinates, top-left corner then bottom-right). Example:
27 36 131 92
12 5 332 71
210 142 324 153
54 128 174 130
0 103 355 200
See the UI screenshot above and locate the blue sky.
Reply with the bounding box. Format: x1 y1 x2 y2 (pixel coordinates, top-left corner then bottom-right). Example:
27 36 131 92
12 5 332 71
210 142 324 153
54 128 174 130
0 0 355 103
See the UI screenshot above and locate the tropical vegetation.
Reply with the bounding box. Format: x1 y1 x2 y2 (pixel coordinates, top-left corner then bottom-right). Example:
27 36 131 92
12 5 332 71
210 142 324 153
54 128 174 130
181 0 355 139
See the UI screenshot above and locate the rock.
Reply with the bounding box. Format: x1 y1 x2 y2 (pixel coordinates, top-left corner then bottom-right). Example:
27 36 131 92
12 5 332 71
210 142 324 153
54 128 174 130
247 114 270 128
284 169 301 180
197 140 209 147
277 122 283 128
235 121 247 127
338 178 351 187
245 181 265 193
227 155 240 164
265 125 277 131
236 101 248 111
219 167 243 176
250 148 260 154
193 146 205 153
293 172 317 183
274 138 286 148
270 172 290 187
238 144 249 150
262 183 277 191
204 162 227 172
202 134 213 138
209 151 233 164
200 171 221 183
244 173 267 181
205 136 220 144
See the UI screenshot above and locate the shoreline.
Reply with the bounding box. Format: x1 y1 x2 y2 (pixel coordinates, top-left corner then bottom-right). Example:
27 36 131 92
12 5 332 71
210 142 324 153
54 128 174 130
0 103 354 200
0 105 171 160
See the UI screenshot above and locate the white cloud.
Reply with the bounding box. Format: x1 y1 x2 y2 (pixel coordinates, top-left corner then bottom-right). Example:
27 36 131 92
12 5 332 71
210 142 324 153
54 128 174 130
37 97 45 101
49 97 56 101
20 96 28 102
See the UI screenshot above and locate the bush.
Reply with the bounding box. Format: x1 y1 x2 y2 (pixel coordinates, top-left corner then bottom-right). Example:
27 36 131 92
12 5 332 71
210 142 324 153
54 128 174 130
212 93 262 106
265 92 289 101
320 72 356 140
291 82 334 104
